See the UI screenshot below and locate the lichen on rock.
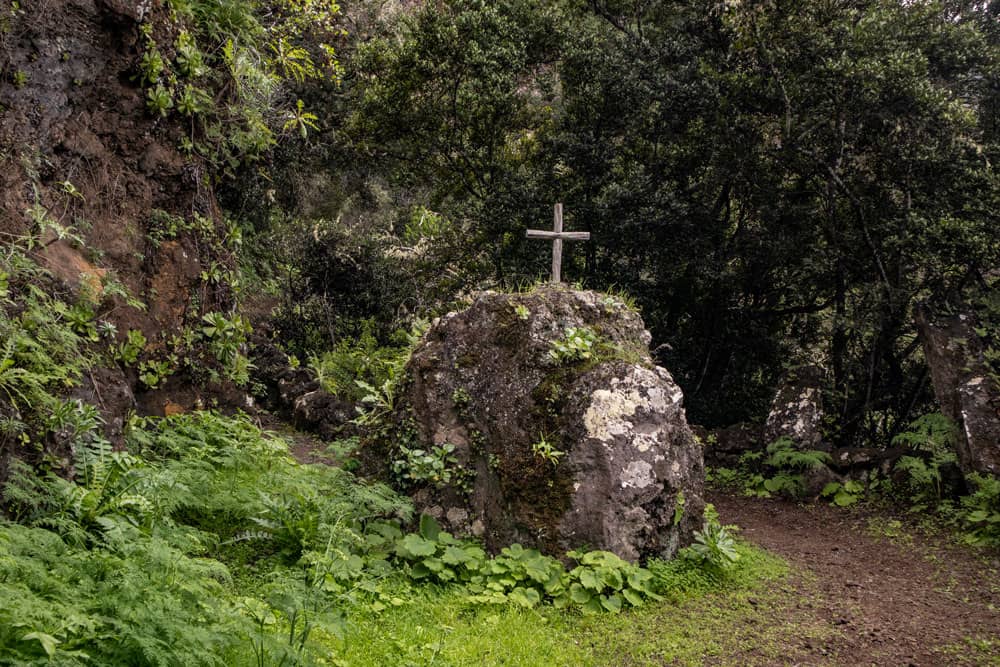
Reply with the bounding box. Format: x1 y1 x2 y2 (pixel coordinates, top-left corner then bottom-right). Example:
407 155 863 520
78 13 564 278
380 284 705 562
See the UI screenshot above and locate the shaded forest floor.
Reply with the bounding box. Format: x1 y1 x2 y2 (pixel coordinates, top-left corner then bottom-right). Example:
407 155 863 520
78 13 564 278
712 493 1000 666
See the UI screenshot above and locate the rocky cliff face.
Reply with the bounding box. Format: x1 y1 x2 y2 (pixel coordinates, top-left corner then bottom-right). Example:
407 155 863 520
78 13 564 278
383 285 705 562
0 0 238 418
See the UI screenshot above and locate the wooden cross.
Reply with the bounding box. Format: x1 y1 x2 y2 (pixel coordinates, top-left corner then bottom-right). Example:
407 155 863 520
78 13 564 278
525 203 590 283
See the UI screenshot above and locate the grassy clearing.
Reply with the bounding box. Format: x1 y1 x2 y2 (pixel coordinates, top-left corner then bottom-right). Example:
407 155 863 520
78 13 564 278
1 410 800 665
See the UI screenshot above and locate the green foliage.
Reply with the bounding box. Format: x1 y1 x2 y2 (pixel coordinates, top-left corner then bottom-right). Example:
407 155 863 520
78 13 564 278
821 480 866 507
959 473 1000 547
114 329 147 365
531 433 564 467
391 441 470 491
393 515 663 615
0 246 96 464
2 412 415 665
403 207 452 246
334 0 1000 437
712 439 834 499
311 320 404 403
137 359 174 389
682 504 741 571
133 0 343 176
563 549 662 614
548 326 598 364
145 83 173 117
200 311 253 385
892 413 960 511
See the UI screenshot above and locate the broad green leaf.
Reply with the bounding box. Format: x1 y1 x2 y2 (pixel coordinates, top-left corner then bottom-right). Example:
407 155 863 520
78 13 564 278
622 588 644 607
578 569 601 591
398 534 436 558
600 593 623 613
22 632 59 657
419 514 441 541
569 583 592 604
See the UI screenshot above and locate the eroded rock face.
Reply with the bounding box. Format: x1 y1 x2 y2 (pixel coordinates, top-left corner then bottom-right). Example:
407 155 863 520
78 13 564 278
764 364 827 451
387 285 704 562
915 304 1000 476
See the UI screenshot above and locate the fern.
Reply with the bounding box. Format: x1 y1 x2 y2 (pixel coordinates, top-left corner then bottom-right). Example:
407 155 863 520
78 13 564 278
764 437 832 470
892 413 960 509
959 473 1000 547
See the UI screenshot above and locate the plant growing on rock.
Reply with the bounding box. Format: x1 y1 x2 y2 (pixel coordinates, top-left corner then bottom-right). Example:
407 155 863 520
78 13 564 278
391 441 470 491
960 473 1000 547
548 326 598 363
531 434 564 467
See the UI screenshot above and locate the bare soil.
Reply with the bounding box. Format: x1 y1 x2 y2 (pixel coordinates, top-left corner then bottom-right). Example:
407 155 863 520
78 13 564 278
712 492 1000 666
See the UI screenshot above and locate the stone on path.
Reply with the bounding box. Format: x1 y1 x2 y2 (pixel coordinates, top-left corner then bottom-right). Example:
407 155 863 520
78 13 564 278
381 285 704 562
764 364 827 451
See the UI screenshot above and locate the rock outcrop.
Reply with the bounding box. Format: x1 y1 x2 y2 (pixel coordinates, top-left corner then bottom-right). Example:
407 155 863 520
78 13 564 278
250 336 359 440
915 304 1000 476
764 364 827 450
385 285 705 562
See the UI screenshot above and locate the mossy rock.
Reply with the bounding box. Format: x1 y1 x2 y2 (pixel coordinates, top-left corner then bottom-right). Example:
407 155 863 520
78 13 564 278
388 285 705 561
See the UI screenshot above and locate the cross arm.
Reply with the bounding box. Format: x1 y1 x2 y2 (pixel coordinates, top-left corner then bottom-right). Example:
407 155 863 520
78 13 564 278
525 230 591 240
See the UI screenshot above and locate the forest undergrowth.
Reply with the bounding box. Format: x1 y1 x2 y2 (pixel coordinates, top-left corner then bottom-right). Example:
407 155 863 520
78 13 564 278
0 410 784 666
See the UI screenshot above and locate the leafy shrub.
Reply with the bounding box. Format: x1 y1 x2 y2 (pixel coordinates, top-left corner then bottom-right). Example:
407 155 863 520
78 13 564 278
391 441 469 490
393 514 665 614
2 412 417 665
821 479 866 507
723 438 832 499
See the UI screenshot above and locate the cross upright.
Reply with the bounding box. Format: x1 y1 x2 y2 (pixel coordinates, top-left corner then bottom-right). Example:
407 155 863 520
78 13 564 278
525 203 590 283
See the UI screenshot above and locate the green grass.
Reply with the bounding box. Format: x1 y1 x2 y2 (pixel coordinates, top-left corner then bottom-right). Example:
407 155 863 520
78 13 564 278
326 544 811 667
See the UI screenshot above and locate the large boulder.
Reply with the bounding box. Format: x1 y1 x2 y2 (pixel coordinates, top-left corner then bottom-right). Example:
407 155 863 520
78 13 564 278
915 304 1000 476
763 364 827 451
385 285 704 562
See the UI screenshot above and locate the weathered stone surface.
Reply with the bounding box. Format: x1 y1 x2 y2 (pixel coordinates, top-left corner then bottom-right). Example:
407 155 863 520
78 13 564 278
249 336 358 440
292 391 357 440
388 285 705 562
764 364 827 451
915 304 1000 476
828 446 905 475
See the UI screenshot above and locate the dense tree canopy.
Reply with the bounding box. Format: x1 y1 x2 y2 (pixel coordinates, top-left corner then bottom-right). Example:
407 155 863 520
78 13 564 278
249 0 1000 442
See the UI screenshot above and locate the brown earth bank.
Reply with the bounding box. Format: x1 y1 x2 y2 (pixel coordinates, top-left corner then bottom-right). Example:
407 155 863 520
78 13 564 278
712 492 1000 667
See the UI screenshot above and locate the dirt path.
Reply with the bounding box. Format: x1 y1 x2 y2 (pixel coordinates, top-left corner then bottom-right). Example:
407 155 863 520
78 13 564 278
712 493 1000 666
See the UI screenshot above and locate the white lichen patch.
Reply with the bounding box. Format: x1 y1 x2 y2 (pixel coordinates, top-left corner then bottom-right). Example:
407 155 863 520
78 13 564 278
584 370 667 442
584 385 641 440
633 432 659 453
620 460 655 489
